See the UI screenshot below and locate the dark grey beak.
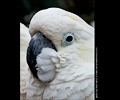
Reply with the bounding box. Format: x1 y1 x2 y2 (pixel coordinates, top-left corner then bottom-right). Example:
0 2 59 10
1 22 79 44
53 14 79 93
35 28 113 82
27 32 57 79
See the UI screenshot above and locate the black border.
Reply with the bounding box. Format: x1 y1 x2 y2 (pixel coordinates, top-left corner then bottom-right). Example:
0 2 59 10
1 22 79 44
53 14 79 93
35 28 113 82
0 1 20 99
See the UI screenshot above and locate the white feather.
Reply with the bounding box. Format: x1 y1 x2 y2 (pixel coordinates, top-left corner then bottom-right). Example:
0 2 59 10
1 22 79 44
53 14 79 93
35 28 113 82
20 23 31 99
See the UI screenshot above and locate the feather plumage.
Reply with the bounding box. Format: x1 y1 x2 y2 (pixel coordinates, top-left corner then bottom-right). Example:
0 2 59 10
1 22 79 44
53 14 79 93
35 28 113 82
20 7 94 100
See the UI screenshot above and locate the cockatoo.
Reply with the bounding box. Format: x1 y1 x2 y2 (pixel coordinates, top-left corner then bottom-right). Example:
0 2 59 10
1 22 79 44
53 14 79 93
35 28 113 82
21 7 94 100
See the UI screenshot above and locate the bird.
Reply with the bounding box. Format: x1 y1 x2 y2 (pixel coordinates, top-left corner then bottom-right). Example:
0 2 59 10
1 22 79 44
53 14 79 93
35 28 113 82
20 7 94 100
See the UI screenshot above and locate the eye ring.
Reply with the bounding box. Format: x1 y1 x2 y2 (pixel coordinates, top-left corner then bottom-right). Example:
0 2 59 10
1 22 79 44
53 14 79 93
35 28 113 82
63 33 74 46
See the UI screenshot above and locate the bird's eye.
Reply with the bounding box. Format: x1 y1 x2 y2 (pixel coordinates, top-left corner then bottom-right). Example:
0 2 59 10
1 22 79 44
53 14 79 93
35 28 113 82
63 33 74 46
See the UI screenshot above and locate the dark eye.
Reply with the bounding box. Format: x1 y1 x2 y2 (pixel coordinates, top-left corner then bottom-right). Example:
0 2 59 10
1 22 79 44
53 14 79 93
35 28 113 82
66 36 73 42
63 33 74 46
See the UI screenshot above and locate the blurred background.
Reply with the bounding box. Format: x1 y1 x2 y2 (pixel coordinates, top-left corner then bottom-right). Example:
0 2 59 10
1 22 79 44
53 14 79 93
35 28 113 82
20 0 94 27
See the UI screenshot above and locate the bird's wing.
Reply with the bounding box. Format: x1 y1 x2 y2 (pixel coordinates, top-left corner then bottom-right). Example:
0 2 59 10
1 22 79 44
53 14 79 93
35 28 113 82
20 23 31 99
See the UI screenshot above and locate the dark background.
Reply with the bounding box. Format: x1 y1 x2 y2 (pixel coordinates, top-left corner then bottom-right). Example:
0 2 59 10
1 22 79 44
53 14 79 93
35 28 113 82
20 0 94 27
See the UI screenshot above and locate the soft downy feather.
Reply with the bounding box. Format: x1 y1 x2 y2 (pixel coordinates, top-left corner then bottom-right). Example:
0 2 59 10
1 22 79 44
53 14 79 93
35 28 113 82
20 23 31 99
42 44 94 100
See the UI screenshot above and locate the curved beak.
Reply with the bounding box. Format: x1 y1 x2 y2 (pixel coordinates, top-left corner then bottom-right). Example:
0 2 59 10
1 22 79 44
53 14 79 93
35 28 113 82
26 32 57 79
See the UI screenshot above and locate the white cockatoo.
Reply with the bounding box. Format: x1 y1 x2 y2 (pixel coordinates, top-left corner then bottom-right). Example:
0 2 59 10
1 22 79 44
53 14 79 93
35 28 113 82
20 7 94 100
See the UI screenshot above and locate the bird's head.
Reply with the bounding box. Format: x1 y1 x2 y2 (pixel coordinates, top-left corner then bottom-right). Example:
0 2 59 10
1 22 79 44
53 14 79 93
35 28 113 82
27 8 94 81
